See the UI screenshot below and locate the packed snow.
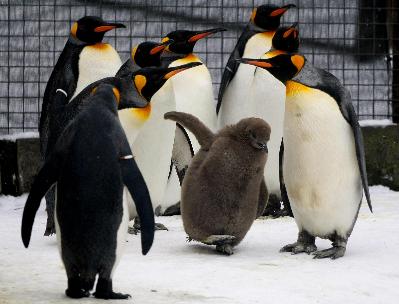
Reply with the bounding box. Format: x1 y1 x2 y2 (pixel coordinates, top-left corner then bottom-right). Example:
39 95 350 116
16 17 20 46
0 132 39 142
359 119 395 127
0 186 398 304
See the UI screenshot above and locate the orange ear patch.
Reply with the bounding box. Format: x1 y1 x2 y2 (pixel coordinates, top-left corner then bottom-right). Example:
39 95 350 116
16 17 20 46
70 22 78 37
250 8 257 22
112 87 120 104
134 75 147 97
291 55 305 72
90 86 98 95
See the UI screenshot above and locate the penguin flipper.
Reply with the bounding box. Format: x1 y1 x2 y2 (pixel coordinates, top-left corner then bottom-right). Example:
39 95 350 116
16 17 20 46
172 123 194 185
21 151 61 248
22 123 77 247
279 140 293 216
164 111 214 150
217 25 255 113
342 100 372 212
119 149 155 255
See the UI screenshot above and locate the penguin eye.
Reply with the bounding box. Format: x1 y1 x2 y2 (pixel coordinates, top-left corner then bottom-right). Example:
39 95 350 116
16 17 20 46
134 75 147 97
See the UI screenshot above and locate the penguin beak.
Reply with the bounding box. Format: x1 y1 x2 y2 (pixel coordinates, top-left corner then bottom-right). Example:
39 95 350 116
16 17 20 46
188 28 226 43
94 22 126 33
163 62 202 79
149 39 174 55
269 4 296 17
283 22 299 38
236 58 274 69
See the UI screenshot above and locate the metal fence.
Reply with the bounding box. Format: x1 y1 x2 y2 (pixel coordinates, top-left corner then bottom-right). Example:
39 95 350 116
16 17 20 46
0 0 397 134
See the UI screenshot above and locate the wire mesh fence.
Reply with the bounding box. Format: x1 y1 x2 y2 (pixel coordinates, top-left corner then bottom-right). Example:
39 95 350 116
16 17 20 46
0 0 397 134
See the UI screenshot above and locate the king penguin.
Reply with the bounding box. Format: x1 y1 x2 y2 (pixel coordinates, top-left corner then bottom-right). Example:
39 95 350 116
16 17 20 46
249 23 299 218
118 63 203 231
238 54 372 259
22 83 155 299
217 4 295 128
41 16 125 235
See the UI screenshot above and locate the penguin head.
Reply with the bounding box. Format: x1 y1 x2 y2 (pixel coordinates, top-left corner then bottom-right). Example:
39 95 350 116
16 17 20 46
161 28 226 55
70 16 125 44
272 22 299 52
250 4 296 31
237 53 306 84
236 118 271 152
131 40 173 68
132 62 203 101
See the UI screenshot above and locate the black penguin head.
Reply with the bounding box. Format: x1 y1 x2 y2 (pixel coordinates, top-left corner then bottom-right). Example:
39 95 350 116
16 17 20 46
237 53 306 84
236 118 271 152
70 16 125 44
133 62 203 101
272 22 300 52
161 28 226 55
250 4 296 31
131 40 173 68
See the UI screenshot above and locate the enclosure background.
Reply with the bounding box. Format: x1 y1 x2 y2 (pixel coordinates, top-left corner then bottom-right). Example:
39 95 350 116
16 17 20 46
0 0 395 134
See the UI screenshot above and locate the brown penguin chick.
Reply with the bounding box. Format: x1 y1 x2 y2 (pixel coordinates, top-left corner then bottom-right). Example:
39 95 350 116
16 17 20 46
164 111 270 255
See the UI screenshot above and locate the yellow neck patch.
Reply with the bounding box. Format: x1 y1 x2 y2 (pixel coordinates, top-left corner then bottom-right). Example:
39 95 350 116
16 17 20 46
286 81 311 97
71 22 78 38
134 75 147 97
130 103 151 121
90 43 111 50
175 53 201 65
259 31 276 40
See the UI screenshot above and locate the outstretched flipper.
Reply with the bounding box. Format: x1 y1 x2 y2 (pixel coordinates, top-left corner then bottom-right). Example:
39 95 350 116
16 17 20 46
279 140 293 217
119 146 155 255
164 111 215 150
172 123 194 185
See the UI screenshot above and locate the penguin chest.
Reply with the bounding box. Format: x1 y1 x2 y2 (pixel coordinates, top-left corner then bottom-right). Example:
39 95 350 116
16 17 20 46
170 55 217 151
251 69 285 194
218 33 273 127
71 43 122 99
283 84 362 237
132 81 176 209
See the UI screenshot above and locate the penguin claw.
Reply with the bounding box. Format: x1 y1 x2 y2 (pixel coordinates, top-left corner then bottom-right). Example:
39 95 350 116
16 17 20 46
216 244 234 256
44 225 56 236
155 223 168 231
202 235 236 246
94 291 131 300
128 221 168 234
312 246 346 259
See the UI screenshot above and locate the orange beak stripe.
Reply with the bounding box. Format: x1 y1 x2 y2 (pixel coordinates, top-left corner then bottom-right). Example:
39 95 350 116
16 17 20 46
270 8 288 17
188 32 211 43
283 28 295 38
150 44 166 55
247 60 273 68
94 25 117 33
164 68 190 79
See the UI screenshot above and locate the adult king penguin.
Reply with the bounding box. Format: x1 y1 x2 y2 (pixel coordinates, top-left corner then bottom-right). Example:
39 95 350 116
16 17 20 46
160 28 225 151
119 63 203 231
238 54 372 259
217 4 295 128
41 16 125 235
250 23 299 218
22 84 154 299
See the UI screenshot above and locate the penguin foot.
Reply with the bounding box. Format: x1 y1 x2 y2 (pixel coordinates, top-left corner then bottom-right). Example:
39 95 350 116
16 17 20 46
280 242 317 254
162 202 181 216
262 194 282 217
155 223 168 231
216 244 234 256
94 291 131 300
273 207 293 218
65 278 90 299
44 225 56 236
202 235 236 246
312 246 346 259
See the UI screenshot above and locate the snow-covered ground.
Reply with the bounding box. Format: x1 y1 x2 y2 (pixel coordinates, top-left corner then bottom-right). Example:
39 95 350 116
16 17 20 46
0 186 398 304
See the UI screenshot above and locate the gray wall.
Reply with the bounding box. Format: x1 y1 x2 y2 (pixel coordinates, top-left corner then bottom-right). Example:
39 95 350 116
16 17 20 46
0 0 393 134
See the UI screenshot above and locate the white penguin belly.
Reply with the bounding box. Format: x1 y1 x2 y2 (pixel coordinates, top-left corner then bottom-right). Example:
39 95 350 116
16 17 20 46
283 86 362 238
251 69 285 196
71 43 122 99
111 193 129 277
127 80 176 217
170 56 216 152
217 32 274 129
